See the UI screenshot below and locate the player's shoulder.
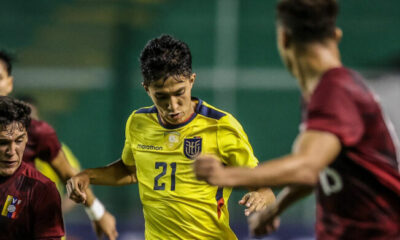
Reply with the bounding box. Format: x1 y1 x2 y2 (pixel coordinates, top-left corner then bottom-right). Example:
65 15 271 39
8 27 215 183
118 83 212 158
19 162 57 188
196 100 227 120
197 99 244 128
134 105 158 115
29 119 57 136
128 105 157 119
125 105 157 128
318 67 371 99
321 67 360 87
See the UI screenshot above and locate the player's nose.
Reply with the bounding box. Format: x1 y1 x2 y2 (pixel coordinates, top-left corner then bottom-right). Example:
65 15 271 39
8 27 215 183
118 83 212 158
5 142 17 157
167 96 179 112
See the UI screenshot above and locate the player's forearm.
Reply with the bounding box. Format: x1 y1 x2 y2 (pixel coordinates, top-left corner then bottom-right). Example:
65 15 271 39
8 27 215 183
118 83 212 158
51 149 79 182
82 187 96 207
225 154 319 188
274 185 313 215
84 159 137 186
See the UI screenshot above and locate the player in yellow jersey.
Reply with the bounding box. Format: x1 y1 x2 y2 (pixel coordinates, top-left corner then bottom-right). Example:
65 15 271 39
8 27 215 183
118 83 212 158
67 34 276 239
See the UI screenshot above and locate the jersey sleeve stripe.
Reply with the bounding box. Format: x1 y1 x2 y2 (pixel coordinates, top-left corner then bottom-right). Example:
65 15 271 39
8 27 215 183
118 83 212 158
197 103 226 120
136 106 158 114
215 187 224 219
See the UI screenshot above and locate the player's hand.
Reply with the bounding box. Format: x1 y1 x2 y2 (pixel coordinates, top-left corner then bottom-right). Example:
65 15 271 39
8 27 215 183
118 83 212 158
240 189 276 216
248 203 281 237
93 211 118 240
239 191 269 216
193 155 228 186
66 172 90 204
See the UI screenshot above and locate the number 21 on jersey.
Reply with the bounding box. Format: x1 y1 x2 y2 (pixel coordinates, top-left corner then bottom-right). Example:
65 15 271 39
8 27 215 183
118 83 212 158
154 162 177 191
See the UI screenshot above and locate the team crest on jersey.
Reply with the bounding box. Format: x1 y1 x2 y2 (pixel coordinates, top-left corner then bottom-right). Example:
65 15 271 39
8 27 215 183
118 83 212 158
184 136 202 159
1 195 22 219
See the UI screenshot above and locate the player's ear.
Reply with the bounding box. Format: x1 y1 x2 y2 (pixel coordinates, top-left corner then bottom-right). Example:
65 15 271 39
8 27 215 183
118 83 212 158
189 73 196 87
282 30 292 49
142 82 149 92
334 27 343 43
277 25 291 49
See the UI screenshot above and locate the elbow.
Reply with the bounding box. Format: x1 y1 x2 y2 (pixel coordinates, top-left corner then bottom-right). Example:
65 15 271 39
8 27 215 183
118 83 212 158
294 163 319 186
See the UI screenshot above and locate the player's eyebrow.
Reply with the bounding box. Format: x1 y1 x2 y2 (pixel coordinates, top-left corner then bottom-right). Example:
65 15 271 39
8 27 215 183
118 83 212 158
0 132 25 139
16 133 27 139
173 87 185 94
155 87 185 96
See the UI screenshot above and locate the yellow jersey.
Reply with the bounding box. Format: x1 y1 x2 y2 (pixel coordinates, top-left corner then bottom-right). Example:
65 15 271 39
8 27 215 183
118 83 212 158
122 98 258 240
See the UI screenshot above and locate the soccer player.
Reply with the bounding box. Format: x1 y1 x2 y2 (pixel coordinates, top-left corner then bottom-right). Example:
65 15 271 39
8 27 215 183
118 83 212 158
0 50 118 240
194 0 400 239
67 34 276 239
0 96 64 239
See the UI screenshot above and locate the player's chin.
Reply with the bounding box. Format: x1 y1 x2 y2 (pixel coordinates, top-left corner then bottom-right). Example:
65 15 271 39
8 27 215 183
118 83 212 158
0 166 19 176
168 117 184 125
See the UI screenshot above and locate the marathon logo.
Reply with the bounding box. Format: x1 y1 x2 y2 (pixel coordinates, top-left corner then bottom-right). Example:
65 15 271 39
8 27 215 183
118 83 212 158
137 144 163 151
1 195 22 219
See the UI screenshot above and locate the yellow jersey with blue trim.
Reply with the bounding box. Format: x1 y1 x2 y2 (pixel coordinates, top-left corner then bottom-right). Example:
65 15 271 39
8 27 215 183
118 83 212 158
121 98 258 240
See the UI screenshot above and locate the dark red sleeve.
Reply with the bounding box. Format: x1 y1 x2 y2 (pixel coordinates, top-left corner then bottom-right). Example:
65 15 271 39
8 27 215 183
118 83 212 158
306 78 364 146
35 121 62 163
32 181 65 239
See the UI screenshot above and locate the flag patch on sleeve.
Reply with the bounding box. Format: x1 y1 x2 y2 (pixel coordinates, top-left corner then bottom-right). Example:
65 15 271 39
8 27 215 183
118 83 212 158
1 195 22 219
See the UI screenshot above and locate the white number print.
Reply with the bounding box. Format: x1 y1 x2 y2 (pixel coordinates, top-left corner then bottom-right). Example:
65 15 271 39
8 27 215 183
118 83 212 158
319 167 343 196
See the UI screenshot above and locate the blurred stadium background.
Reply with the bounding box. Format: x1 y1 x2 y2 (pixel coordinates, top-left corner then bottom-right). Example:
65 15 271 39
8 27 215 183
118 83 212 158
1 0 399 239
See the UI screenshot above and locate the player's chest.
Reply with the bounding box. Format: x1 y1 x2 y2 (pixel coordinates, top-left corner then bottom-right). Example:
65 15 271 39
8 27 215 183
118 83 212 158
0 183 30 221
131 129 218 165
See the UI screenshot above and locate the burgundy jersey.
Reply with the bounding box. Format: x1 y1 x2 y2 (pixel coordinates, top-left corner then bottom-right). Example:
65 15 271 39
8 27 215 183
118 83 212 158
0 162 64 239
24 119 62 167
303 67 400 239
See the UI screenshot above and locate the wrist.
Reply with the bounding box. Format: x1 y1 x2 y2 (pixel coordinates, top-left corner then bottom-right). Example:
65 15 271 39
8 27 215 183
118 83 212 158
84 198 105 221
81 170 92 182
222 167 239 187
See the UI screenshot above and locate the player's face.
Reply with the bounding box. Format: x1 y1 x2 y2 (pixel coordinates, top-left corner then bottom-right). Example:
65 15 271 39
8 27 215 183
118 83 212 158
0 123 27 177
145 74 196 125
0 60 13 96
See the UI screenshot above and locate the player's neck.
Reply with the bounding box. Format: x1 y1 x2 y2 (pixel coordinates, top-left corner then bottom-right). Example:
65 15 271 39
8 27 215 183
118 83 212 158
295 43 342 100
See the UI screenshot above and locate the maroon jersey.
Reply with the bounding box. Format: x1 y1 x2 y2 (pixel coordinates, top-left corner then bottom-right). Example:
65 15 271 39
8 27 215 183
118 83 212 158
0 162 64 239
24 119 62 167
303 67 400 239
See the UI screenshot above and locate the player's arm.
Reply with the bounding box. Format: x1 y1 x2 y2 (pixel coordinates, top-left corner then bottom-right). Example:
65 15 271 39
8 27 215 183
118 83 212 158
194 129 341 188
81 158 137 186
49 149 99 206
67 158 137 203
51 149 119 240
34 123 111 208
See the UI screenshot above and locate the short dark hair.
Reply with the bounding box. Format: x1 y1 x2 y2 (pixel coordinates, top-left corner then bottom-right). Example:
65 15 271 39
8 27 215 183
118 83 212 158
140 34 192 86
277 0 339 43
0 96 31 130
0 50 14 75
